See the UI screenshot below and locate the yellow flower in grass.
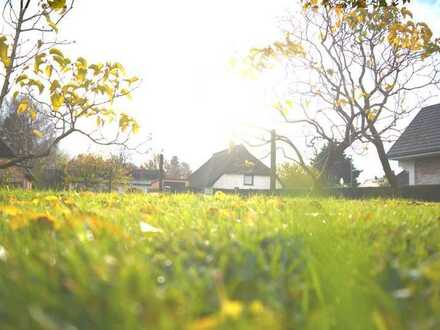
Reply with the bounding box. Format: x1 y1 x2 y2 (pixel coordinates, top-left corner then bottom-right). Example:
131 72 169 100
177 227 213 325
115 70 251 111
221 299 243 319
44 195 59 202
0 206 21 217
9 212 59 231
188 316 220 330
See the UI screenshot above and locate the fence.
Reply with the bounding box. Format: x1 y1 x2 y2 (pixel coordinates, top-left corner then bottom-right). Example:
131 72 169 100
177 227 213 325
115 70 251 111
211 185 440 202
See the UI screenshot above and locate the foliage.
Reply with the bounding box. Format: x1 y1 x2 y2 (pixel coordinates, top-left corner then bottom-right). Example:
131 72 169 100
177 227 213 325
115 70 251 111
0 191 440 329
278 163 316 188
0 98 56 180
249 4 439 189
143 154 192 179
0 1 140 170
311 144 362 186
65 153 130 191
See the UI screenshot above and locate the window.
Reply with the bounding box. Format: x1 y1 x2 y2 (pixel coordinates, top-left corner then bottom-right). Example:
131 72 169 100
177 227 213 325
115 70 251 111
243 175 254 186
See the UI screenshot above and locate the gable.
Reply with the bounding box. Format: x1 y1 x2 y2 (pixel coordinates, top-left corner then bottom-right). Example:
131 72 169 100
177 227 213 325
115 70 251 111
190 145 271 189
388 104 440 159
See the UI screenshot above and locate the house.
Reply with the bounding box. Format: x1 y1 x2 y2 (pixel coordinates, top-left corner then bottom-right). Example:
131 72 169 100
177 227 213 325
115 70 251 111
0 140 32 190
128 169 161 192
128 169 189 192
150 178 189 192
190 144 282 192
387 103 440 185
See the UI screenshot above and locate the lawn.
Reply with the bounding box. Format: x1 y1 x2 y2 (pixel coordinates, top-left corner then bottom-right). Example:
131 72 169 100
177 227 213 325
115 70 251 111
0 190 439 330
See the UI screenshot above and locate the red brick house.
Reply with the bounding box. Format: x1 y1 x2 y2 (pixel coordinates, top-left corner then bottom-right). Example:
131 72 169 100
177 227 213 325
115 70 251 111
388 104 440 185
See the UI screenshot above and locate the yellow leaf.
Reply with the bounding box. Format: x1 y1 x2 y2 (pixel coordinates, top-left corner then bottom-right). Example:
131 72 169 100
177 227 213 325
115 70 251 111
51 92 64 111
75 68 87 82
16 74 28 84
17 99 29 113
34 53 46 73
30 111 37 121
45 14 59 33
187 316 220 330
132 122 140 134
33 129 44 138
45 65 53 78
120 88 132 99
1 206 20 217
49 48 64 57
28 79 45 94
44 195 58 202
285 99 294 109
0 36 10 68
98 84 114 98
48 0 66 11
89 63 103 76
76 57 88 69
125 76 139 85
401 7 413 19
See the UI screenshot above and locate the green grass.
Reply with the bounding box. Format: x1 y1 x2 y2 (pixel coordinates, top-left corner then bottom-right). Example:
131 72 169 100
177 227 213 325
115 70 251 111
0 190 440 330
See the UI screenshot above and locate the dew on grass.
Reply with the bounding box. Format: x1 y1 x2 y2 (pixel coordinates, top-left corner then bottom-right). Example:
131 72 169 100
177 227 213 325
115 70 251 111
0 245 7 262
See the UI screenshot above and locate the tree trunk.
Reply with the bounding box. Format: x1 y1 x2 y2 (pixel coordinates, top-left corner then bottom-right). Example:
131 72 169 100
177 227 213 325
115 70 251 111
369 126 398 190
0 4 26 109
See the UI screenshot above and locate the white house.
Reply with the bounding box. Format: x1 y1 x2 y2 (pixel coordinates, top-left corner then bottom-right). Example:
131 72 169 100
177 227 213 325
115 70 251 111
387 104 440 185
190 144 282 192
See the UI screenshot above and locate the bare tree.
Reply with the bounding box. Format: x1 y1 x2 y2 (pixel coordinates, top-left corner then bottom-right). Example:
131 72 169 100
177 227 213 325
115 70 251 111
251 6 440 188
0 0 142 171
1 98 54 158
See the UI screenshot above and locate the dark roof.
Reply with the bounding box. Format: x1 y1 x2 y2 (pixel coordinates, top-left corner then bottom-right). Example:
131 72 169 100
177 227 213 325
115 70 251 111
388 104 440 159
131 169 160 181
190 144 271 189
0 139 14 158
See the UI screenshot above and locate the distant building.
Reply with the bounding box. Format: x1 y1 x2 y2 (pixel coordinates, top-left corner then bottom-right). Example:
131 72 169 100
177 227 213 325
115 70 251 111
150 178 188 192
129 169 161 192
190 144 282 192
388 104 440 185
128 169 188 192
0 140 32 190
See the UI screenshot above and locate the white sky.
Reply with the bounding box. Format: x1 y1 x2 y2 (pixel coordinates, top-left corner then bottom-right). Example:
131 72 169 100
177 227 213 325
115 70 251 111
57 0 440 182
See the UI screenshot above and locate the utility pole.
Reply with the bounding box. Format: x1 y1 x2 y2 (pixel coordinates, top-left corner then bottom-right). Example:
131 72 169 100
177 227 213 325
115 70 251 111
108 167 113 192
270 129 276 193
159 153 164 192
349 157 354 188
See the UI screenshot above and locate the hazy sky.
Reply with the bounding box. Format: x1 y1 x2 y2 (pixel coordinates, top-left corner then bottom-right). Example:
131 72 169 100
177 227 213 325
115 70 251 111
58 0 440 182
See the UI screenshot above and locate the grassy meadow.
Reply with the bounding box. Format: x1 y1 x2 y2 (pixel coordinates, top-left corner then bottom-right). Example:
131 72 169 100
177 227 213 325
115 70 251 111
0 190 440 330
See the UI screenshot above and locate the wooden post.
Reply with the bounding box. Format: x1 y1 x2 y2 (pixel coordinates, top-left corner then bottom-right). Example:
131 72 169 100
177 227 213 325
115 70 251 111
159 153 164 192
270 129 276 193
